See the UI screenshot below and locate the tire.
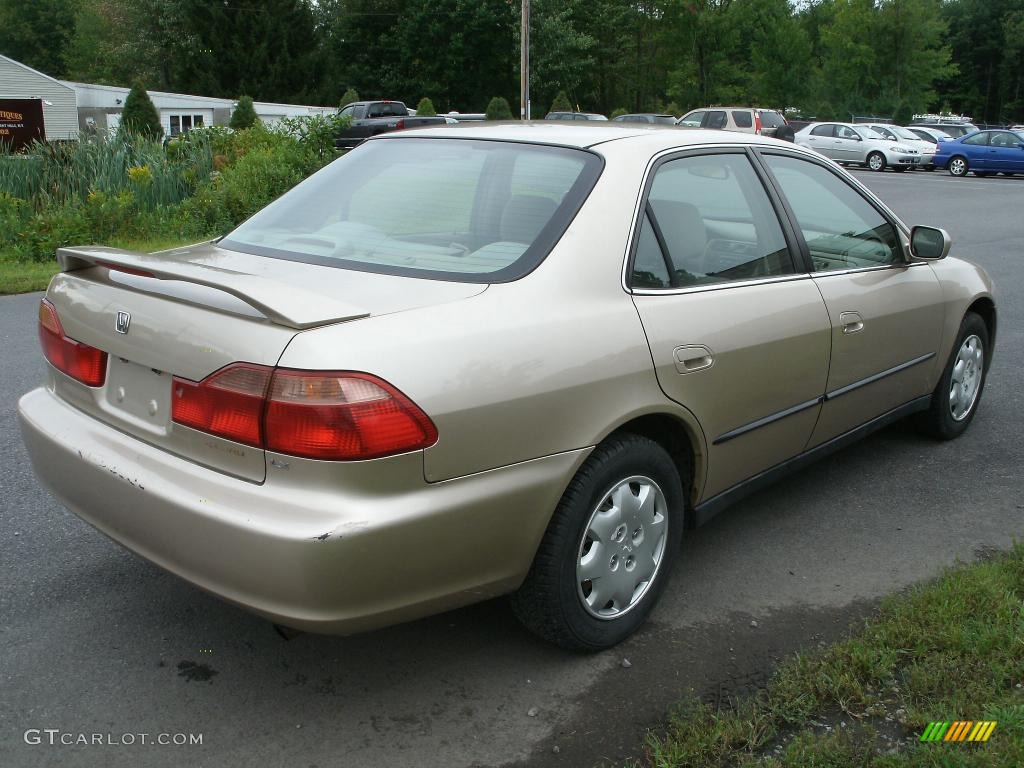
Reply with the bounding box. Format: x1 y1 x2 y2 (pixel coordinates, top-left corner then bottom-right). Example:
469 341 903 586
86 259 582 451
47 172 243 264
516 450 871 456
510 434 685 652
914 312 989 440
948 156 969 176
867 152 887 172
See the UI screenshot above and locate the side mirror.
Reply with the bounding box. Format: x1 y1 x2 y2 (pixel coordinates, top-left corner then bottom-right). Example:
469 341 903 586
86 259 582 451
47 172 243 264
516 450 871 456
910 226 952 260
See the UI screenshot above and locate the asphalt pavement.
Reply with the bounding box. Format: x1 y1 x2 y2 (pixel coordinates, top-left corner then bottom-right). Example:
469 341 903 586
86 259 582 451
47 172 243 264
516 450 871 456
2 168 1022 768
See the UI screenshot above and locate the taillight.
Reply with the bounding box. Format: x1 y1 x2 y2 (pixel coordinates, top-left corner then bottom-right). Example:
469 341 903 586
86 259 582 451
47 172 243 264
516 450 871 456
754 112 763 135
394 118 406 129
171 365 437 461
172 364 271 447
265 370 436 460
37 298 107 387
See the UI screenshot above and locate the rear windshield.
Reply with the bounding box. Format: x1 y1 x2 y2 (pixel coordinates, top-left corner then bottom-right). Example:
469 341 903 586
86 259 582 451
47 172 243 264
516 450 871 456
220 138 602 282
366 102 408 118
758 111 786 128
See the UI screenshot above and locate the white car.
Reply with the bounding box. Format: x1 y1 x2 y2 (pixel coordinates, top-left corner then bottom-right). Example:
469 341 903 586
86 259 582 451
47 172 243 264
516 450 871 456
865 124 937 169
795 122 922 172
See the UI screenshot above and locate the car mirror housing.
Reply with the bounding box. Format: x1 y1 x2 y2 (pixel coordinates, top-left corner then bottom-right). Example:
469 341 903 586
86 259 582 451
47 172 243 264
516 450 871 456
910 226 952 260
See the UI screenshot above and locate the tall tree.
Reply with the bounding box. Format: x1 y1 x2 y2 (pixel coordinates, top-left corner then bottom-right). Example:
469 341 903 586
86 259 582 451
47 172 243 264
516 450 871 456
0 0 76 77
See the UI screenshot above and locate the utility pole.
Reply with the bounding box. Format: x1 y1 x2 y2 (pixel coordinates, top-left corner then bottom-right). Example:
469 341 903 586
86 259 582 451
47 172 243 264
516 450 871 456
520 0 530 120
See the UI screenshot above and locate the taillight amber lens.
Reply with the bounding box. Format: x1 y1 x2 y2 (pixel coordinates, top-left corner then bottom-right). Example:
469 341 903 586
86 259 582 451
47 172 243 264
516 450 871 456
38 299 108 387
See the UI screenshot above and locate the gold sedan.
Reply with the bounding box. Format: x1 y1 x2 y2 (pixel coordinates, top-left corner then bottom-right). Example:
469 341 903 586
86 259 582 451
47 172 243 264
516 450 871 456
19 123 995 650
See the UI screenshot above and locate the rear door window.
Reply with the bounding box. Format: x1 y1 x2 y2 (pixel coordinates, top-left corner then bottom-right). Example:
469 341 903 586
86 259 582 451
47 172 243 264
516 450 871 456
631 153 794 288
810 124 834 137
704 111 728 130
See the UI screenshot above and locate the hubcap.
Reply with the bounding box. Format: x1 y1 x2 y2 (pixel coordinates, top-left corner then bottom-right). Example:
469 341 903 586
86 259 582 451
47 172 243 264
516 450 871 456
576 476 668 620
869 155 883 170
951 158 965 175
949 334 983 421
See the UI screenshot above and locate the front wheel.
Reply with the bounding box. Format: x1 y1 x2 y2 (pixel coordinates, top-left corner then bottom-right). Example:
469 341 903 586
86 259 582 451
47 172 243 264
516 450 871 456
914 313 989 440
867 152 886 172
510 434 685 651
948 156 969 176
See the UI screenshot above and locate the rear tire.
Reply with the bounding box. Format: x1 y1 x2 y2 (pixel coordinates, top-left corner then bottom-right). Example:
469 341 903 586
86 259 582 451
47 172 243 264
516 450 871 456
914 313 989 440
948 156 968 176
510 434 685 652
867 152 886 172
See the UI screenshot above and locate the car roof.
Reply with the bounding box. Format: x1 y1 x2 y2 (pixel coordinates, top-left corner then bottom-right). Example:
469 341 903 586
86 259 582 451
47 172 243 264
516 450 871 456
376 121 805 151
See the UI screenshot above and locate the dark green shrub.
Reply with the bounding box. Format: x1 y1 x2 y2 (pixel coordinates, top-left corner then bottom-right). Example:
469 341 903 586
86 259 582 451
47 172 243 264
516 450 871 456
611 107 628 119
230 96 258 130
415 97 437 116
485 97 513 121
339 88 360 109
550 90 572 112
121 82 163 140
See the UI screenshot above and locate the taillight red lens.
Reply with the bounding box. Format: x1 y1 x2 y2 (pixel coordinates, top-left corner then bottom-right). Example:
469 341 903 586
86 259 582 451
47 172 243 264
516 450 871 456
395 118 405 129
37 298 108 387
171 364 437 460
265 370 437 460
754 112 763 135
172 364 271 447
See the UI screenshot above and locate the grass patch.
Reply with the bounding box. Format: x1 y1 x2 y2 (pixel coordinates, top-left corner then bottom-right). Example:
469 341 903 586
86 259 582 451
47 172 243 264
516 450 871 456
0 235 203 295
641 543 1024 767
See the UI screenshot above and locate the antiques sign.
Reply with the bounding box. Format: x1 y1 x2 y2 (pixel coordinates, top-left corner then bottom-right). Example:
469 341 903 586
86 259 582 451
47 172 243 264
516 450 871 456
0 98 45 150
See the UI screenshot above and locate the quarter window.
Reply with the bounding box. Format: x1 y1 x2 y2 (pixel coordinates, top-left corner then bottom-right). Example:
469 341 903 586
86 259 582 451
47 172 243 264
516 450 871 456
763 154 902 272
630 153 794 289
732 111 753 128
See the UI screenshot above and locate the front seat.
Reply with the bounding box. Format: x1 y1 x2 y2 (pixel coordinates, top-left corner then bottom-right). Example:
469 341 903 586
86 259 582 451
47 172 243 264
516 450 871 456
648 199 706 278
500 194 557 245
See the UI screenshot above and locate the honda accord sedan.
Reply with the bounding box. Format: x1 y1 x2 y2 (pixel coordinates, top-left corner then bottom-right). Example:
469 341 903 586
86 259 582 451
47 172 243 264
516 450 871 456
19 123 996 651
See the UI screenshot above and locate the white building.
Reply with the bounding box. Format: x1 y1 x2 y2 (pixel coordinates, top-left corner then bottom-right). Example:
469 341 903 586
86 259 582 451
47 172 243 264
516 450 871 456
62 81 335 137
0 54 79 140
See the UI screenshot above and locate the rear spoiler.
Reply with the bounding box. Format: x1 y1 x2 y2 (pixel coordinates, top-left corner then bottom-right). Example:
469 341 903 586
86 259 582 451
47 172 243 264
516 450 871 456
57 246 370 330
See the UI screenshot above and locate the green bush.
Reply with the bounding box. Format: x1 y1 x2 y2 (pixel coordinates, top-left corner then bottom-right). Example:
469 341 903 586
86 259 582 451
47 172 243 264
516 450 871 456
121 82 163 140
339 88 360 109
611 107 628 119
415 97 437 116
485 97 513 121
230 96 258 130
550 90 572 112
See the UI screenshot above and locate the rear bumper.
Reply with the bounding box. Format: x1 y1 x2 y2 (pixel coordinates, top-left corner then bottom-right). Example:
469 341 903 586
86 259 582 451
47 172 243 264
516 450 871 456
18 387 586 634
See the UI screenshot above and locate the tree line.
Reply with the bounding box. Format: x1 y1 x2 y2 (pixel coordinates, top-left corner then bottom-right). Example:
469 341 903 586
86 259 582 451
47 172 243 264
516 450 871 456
2 0 1023 124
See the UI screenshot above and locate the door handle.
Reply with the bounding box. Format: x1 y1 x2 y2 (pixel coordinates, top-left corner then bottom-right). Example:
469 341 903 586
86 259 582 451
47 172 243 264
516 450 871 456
673 345 714 374
840 311 864 334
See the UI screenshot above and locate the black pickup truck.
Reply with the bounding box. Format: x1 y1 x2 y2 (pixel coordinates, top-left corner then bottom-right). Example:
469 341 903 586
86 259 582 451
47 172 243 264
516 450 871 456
334 101 447 149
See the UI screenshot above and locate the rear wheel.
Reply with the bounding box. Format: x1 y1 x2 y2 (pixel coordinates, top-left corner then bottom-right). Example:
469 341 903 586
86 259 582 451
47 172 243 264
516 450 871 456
948 156 969 176
914 313 989 440
867 152 886 172
510 434 685 651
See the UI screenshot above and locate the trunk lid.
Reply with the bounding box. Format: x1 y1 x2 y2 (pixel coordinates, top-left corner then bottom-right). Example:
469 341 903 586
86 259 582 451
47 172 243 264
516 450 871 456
45 242 486 482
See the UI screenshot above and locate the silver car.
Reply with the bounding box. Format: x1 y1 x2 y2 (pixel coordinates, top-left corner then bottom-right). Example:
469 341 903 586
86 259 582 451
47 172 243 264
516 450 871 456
865 123 937 169
19 124 995 650
796 122 922 171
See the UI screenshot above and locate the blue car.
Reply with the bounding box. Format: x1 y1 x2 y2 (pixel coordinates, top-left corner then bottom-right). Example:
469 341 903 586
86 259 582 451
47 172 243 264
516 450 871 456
934 129 1024 177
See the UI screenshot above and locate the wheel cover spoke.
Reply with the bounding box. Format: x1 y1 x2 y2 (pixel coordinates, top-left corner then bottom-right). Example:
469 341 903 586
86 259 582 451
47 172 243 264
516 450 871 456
576 475 670 620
